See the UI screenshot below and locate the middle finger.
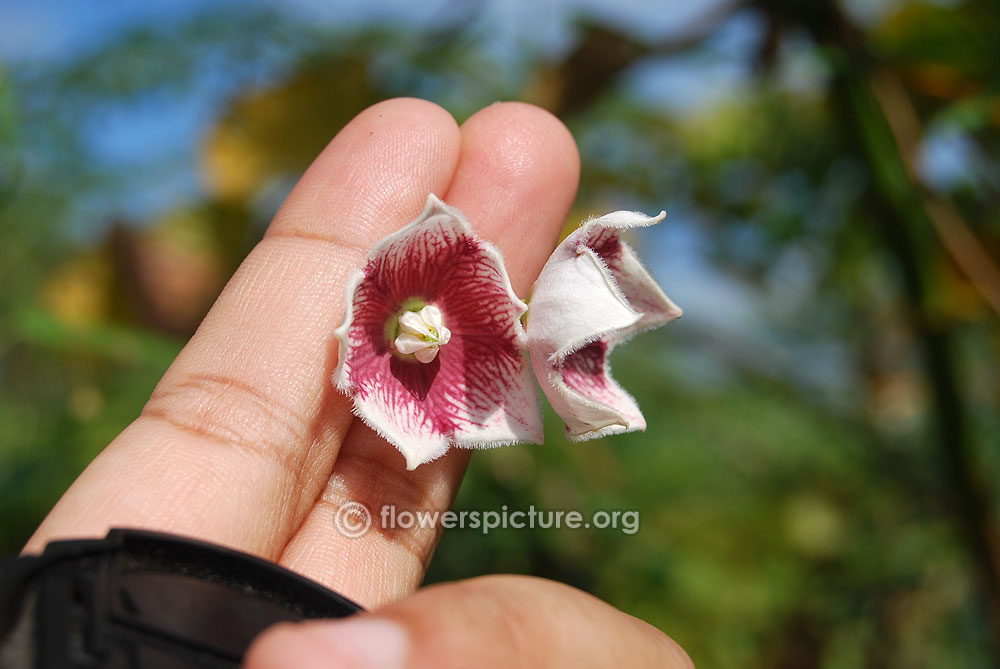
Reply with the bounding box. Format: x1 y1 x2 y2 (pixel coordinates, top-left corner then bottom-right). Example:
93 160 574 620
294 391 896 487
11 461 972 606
277 102 580 606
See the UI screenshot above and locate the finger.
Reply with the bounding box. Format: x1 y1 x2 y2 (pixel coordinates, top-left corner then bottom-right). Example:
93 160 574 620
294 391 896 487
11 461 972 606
27 99 462 557
245 575 694 669
275 102 580 607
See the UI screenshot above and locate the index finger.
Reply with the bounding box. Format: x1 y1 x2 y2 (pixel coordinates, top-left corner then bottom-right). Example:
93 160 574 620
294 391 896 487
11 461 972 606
27 98 462 556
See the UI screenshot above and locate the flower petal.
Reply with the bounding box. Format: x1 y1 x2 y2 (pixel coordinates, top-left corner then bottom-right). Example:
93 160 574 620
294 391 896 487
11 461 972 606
333 194 543 469
582 213 682 334
531 339 645 440
527 209 681 440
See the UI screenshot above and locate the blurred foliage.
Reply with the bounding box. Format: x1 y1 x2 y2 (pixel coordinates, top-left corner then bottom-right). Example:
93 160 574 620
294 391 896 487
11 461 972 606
2 1 1000 667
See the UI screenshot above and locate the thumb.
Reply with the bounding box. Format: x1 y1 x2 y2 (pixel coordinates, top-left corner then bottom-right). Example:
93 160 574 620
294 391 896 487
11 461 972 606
244 575 692 669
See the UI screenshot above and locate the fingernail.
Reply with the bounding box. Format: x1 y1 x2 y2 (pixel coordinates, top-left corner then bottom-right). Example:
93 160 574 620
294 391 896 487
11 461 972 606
302 617 408 669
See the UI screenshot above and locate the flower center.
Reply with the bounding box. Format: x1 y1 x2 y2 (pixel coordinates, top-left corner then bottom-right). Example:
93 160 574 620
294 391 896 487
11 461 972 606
393 304 452 363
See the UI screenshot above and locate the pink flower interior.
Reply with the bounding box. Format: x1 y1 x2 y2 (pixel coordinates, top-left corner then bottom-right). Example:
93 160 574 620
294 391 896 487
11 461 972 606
344 215 529 442
560 339 645 429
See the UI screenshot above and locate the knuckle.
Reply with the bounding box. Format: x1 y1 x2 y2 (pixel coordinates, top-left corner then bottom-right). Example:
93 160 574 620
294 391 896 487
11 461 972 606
142 372 309 478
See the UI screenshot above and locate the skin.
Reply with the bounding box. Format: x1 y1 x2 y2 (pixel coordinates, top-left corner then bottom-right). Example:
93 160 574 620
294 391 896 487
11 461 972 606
27 99 693 668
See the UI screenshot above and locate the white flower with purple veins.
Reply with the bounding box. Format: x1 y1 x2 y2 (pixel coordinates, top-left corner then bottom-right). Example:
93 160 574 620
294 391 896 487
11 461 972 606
526 210 682 441
334 195 681 469
333 195 542 470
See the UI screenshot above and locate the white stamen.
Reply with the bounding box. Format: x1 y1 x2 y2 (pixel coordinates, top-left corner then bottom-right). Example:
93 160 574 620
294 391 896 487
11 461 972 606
394 305 451 363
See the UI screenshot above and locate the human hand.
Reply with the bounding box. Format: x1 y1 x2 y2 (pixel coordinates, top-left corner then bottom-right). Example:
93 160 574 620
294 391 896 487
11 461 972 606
25 98 690 667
